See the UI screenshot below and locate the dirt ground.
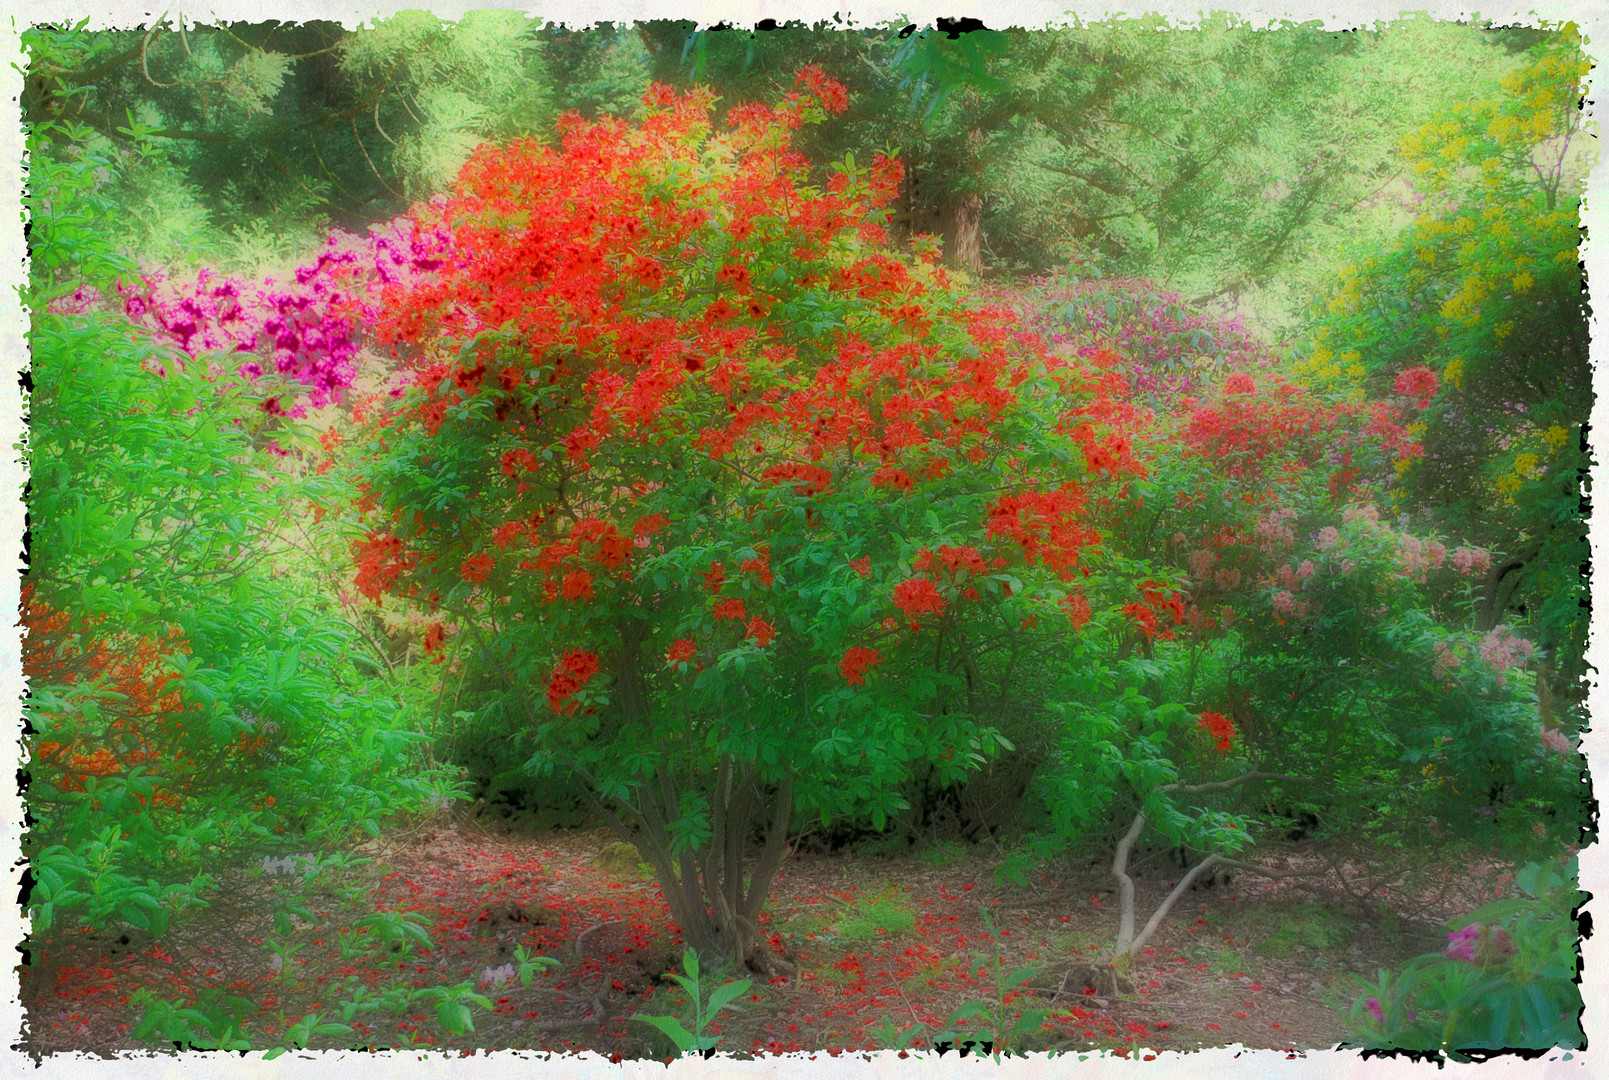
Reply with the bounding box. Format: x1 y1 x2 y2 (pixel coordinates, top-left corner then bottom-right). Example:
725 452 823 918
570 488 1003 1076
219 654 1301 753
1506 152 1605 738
19 813 1510 1060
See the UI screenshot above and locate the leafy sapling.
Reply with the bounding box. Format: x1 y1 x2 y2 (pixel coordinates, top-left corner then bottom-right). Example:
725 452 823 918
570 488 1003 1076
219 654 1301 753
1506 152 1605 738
633 947 753 1057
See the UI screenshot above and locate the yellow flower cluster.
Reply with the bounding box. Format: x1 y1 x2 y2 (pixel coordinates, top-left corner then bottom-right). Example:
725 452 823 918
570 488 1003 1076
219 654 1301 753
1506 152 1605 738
1443 357 1465 389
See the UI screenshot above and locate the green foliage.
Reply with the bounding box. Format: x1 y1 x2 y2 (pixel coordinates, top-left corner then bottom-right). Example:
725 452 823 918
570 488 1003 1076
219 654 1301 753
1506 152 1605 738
634 947 753 1057
340 10 555 197
1344 858 1583 1055
25 118 458 943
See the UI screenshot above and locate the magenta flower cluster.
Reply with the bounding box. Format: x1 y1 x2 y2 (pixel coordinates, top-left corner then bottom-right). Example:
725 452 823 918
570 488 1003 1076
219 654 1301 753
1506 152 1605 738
116 214 452 414
992 276 1280 403
1445 922 1516 964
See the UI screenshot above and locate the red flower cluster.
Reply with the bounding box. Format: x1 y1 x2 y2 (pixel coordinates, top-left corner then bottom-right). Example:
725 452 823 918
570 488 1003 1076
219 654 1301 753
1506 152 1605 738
353 532 415 602
839 646 882 686
986 484 1100 578
459 552 495 584
546 650 601 713
1197 710 1236 754
1122 580 1187 641
713 597 749 621
1061 591 1093 630
666 638 698 665
25 593 195 811
892 577 947 628
915 545 988 580
1393 365 1439 408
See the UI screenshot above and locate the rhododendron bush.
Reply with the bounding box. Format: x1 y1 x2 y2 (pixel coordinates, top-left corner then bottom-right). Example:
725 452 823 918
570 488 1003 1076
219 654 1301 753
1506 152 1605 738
1025 282 1580 856
342 75 1205 964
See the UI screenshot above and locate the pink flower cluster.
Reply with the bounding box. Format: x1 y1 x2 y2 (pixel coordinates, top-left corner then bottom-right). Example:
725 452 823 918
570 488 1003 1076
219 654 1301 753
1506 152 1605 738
1341 503 1381 528
1394 534 1448 581
1253 506 1298 551
1274 560 1316 590
1540 726 1574 755
117 216 451 412
1477 625 1535 685
1451 545 1491 577
1444 922 1515 964
1271 588 1310 618
993 277 1280 404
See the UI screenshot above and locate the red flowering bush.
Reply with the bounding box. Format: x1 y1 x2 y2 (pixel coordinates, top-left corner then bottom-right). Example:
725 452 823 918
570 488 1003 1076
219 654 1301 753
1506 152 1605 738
344 75 1154 965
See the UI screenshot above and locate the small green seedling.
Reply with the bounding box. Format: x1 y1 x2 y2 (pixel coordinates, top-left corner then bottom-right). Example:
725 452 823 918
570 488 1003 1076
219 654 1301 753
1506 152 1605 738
634 946 752 1057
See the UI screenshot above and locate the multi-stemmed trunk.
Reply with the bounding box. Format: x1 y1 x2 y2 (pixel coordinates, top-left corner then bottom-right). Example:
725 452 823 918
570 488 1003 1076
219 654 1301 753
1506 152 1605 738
626 757 794 974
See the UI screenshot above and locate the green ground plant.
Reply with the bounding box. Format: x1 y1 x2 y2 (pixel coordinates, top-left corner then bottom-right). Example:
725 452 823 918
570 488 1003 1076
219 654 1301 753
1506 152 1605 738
1344 858 1582 1056
633 947 753 1057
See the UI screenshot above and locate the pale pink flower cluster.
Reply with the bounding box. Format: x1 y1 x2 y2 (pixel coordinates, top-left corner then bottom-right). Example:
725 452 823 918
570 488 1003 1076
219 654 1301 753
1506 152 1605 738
1540 727 1574 755
1254 506 1298 551
1452 546 1492 577
1271 589 1310 618
1477 625 1535 685
1315 525 1341 551
1188 548 1218 578
1395 534 1448 581
1342 503 1382 527
1274 560 1316 590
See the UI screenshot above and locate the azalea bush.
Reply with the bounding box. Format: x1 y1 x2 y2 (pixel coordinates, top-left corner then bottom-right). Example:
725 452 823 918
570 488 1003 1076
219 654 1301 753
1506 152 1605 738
341 72 1219 966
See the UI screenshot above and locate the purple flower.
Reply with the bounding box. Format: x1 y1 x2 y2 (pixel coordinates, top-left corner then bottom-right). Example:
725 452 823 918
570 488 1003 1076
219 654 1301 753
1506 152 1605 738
1366 997 1383 1023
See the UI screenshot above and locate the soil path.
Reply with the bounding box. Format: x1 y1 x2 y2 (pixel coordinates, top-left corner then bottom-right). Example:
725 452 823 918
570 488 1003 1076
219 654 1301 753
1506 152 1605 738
22 818 1480 1059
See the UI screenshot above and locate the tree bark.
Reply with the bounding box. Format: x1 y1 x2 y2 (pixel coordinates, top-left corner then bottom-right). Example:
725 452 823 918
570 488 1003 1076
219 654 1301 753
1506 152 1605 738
949 190 983 275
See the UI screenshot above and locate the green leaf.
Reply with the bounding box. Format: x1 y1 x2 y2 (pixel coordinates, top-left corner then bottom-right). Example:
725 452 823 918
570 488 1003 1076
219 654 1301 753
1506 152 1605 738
704 978 752 1016
635 1013 697 1052
437 999 475 1035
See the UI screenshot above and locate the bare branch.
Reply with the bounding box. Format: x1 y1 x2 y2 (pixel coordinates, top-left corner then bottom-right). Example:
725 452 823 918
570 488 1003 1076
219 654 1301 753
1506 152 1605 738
1110 808 1148 955
1161 770 1314 796
1127 853 1222 958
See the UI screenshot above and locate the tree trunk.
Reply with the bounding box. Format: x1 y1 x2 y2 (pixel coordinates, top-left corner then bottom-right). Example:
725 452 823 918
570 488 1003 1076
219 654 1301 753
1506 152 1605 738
949 190 983 275
622 761 795 975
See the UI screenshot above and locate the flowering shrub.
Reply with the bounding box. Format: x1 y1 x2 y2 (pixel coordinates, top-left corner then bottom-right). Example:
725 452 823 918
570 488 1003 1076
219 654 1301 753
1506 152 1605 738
989 275 1280 407
26 120 458 941
1303 33 1590 727
997 273 1579 866
116 217 450 413
1346 857 1582 1055
344 74 1174 964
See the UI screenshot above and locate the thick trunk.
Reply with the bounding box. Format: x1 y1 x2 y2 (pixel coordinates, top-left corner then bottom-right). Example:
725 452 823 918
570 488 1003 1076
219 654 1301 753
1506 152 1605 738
950 190 983 276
